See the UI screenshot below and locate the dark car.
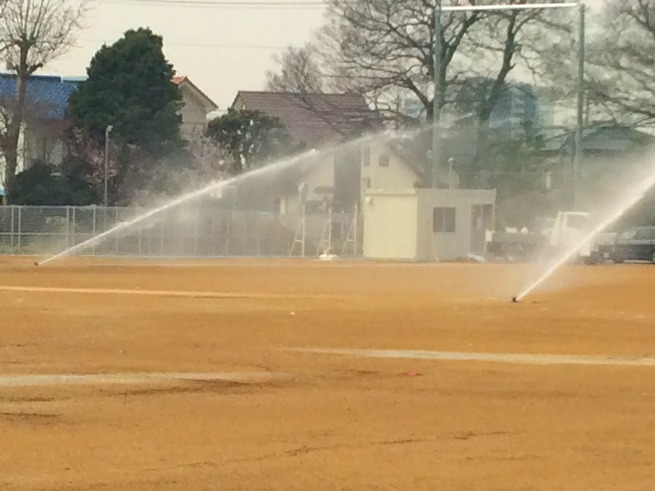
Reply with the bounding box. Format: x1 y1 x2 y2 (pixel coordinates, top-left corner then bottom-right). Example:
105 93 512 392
612 226 655 263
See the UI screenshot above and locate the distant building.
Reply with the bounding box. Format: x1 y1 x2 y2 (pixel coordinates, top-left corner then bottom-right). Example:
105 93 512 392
0 73 81 177
230 90 425 213
172 76 218 140
0 72 217 181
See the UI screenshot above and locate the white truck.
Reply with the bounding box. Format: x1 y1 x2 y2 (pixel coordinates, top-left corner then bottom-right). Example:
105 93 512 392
485 211 615 264
547 211 615 264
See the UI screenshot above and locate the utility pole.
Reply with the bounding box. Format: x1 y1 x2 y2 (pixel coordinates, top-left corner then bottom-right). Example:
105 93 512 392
573 1 585 209
432 0 443 189
104 125 113 207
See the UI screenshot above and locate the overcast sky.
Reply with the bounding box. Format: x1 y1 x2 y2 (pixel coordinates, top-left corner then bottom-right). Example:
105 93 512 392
45 0 604 111
46 0 327 109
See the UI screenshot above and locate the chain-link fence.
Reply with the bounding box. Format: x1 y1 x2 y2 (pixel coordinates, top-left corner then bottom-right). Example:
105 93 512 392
0 204 360 258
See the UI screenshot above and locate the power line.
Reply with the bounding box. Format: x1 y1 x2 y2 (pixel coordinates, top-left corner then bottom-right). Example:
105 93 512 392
78 37 292 49
96 0 326 9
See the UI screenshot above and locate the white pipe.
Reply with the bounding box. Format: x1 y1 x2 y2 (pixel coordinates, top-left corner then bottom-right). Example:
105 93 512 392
443 3 578 12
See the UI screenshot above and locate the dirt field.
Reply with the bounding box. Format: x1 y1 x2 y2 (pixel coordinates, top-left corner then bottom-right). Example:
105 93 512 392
1 256 654 490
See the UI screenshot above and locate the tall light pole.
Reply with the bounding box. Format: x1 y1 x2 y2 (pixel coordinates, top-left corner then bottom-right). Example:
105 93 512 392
432 0 443 189
573 2 585 209
104 125 113 207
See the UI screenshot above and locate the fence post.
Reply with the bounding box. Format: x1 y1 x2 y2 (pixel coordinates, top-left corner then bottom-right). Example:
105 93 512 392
194 204 200 257
211 212 216 257
65 207 71 248
160 216 165 256
17 206 22 253
10 206 15 254
92 206 97 256
71 207 77 248
256 213 261 256
114 208 119 255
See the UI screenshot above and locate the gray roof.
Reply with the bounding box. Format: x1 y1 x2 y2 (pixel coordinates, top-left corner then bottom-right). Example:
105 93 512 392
231 91 381 148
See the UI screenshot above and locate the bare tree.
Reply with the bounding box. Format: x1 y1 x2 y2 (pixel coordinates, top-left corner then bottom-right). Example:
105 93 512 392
267 0 566 185
585 0 655 127
265 45 329 94
0 0 85 203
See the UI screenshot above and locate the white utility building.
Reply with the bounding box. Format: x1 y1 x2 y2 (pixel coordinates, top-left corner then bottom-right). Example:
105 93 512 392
362 188 496 261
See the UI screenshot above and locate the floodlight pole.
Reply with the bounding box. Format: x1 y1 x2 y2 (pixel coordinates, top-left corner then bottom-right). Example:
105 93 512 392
435 1 584 200
573 2 585 209
432 1 443 189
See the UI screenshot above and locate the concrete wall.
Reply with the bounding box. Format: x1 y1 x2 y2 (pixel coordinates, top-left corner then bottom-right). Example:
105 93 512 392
362 190 418 260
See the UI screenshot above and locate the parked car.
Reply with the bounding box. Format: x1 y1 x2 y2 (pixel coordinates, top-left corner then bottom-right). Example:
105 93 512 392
611 226 655 263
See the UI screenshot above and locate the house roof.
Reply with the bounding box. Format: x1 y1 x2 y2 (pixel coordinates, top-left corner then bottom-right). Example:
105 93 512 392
540 125 655 154
0 73 81 120
172 75 218 112
231 91 380 148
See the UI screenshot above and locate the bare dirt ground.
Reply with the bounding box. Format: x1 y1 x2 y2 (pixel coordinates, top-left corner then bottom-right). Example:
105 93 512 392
0 256 654 490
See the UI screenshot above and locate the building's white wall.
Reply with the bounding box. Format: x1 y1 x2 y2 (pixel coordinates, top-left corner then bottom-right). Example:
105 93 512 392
415 189 496 261
179 86 212 140
362 188 496 262
361 143 420 193
362 191 418 260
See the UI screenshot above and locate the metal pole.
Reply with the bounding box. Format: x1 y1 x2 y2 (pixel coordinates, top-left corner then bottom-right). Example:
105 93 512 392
92 206 97 256
301 213 306 257
10 205 15 253
327 207 333 254
443 2 577 12
104 125 113 207
573 2 585 209
353 204 359 256
17 206 21 253
432 1 442 189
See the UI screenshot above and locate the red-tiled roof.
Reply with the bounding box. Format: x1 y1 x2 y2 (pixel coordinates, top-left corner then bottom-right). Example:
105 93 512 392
231 91 380 148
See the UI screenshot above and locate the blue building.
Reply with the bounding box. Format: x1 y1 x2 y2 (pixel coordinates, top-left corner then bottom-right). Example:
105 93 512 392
0 73 81 185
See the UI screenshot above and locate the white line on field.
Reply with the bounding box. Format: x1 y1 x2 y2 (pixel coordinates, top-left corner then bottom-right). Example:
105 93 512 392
290 348 655 367
0 371 286 387
0 285 337 300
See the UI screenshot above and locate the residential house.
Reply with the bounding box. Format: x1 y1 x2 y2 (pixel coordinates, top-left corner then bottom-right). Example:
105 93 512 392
0 73 217 188
230 90 426 214
172 76 218 140
0 73 81 178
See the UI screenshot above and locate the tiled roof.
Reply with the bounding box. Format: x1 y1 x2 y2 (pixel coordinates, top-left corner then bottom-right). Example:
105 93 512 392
231 91 380 148
0 73 81 120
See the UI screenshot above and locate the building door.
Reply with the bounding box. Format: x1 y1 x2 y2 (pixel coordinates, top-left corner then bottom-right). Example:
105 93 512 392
333 147 361 213
470 204 493 256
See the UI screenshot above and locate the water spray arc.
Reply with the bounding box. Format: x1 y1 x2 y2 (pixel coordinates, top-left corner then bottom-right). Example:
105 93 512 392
35 128 417 267
512 164 655 303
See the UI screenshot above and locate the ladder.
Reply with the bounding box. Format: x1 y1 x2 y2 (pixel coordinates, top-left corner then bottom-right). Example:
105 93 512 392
316 208 333 255
341 205 359 256
288 215 306 256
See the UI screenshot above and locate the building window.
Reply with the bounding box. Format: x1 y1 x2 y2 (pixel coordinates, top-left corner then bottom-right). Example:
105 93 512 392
362 178 371 189
378 154 389 167
433 207 456 233
273 197 283 214
362 146 371 167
